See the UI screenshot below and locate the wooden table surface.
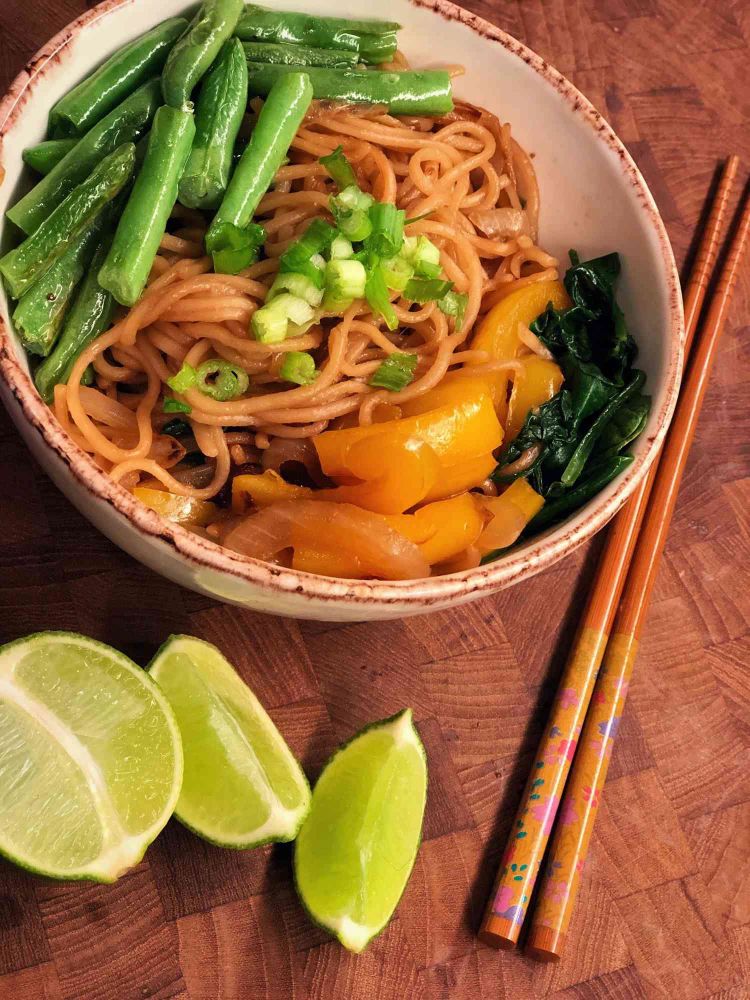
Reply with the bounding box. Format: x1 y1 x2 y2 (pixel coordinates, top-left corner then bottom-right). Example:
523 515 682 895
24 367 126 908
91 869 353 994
1 1 749 998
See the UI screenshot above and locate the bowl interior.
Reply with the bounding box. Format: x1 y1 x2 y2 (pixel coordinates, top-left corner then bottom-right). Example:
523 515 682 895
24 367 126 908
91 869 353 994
0 0 682 607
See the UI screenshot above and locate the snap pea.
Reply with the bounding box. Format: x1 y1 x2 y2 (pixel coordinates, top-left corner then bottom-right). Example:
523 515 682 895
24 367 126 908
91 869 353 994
178 38 248 210
35 240 116 402
0 142 135 300
247 65 453 115
162 0 245 109
22 139 78 176
241 41 358 69
13 217 106 358
8 79 160 236
206 71 312 248
49 18 188 137
235 6 400 51
99 107 196 307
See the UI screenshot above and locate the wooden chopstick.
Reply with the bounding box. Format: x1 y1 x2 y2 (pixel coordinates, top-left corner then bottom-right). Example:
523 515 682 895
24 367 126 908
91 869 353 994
478 156 741 952
526 164 750 960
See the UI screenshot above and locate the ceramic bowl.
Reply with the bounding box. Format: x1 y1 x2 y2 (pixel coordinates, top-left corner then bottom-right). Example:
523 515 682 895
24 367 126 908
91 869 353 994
0 0 683 621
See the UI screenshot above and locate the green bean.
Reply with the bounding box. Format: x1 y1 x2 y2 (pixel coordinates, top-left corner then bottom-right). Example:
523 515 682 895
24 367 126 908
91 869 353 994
162 0 245 109
178 38 248 210
99 107 196 307
206 71 312 248
0 142 135 300
13 217 106 358
35 240 116 402
22 139 78 176
357 32 399 65
49 18 189 137
8 79 160 236
247 65 453 115
241 41 358 69
235 6 400 50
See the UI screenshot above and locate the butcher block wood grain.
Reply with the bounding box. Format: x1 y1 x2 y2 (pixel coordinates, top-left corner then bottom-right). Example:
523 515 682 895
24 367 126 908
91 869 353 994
0 1 748 998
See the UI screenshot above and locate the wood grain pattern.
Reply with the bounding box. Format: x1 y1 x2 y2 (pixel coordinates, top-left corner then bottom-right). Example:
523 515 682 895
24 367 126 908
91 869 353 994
0 1 748 997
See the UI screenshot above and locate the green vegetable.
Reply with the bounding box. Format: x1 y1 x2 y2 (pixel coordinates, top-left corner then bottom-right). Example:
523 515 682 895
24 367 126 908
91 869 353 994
13 216 106 358
1 142 135 300
278 217 337 288
323 258 366 309
8 79 160 235
407 235 441 278
195 359 249 401
438 289 468 328
330 235 354 260
380 255 413 292
22 139 78 176
162 0 245 109
366 202 405 258
527 455 635 532
369 352 418 391
178 38 249 211
242 41 358 69
99 107 196 307
252 293 315 344
365 262 397 330
49 18 188 136
167 364 198 394
235 6 400 55
356 32 399 65
34 239 116 402
403 277 453 303
279 351 318 385
206 71 313 249
163 398 192 414
247 65 453 116
208 222 266 275
161 417 192 435
269 272 324 307
320 145 357 190
595 393 651 460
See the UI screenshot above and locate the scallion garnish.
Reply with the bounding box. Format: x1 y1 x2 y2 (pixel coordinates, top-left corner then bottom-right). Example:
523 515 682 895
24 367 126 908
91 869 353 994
403 276 454 303
195 360 250 402
438 289 468 328
369 352 418 391
167 363 197 394
320 145 357 190
366 202 405 258
279 351 318 386
163 398 192 415
206 222 265 275
279 218 337 288
365 260 398 330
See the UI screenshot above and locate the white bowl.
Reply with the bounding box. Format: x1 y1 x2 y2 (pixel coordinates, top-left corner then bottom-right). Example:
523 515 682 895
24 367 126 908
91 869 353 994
0 0 683 621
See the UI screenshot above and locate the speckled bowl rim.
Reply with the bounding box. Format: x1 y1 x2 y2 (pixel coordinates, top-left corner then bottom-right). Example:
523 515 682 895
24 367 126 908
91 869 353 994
0 0 683 611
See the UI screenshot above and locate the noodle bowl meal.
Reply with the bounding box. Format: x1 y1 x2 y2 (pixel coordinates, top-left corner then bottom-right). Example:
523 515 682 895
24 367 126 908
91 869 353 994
1 2 651 582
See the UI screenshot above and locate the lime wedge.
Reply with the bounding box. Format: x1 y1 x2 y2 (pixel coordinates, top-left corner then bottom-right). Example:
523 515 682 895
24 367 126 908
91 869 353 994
148 635 311 848
0 632 183 882
294 709 427 953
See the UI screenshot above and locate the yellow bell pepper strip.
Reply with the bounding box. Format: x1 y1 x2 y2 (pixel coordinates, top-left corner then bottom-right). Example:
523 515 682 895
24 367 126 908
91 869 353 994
475 479 544 556
385 492 485 566
505 356 565 443
314 376 502 512
232 469 310 513
469 280 571 419
134 487 218 526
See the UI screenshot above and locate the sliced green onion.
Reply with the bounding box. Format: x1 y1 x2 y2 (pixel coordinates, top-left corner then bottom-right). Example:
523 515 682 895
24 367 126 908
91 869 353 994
320 144 357 190
381 254 413 292
268 271 324 306
163 397 192 414
410 235 441 278
195 360 250 401
366 202 405 258
334 185 374 213
365 260 398 330
336 209 372 242
167 363 198 393
369 351 418 391
438 289 468 328
279 217 337 288
162 417 192 436
330 234 354 259
403 276 454 303
330 185 375 241
324 258 366 309
252 293 315 344
279 351 318 385
206 222 266 274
